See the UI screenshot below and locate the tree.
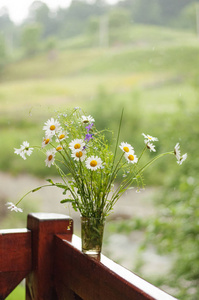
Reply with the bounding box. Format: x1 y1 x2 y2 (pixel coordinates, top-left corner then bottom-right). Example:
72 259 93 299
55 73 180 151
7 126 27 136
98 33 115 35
158 0 198 25
108 8 131 29
0 33 7 68
26 1 59 38
0 7 15 50
171 3 198 32
21 24 42 56
132 0 161 25
55 0 107 39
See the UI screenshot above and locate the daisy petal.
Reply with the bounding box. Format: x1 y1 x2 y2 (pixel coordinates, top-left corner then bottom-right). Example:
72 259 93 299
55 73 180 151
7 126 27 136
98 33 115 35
119 142 134 153
6 202 23 213
85 156 103 171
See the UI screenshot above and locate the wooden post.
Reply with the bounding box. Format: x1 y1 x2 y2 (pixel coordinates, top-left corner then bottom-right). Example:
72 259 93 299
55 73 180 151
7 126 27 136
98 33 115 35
26 213 73 300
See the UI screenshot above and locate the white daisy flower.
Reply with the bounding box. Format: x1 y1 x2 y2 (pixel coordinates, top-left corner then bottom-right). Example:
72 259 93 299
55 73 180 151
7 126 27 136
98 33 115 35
45 149 56 167
142 133 158 142
119 142 134 153
6 202 23 212
85 156 103 171
56 145 63 151
41 137 52 148
146 141 156 152
56 131 68 142
71 149 86 161
174 143 181 161
43 118 61 136
69 139 85 151
124 152 138 164
14 141 33 160
174 143 187 165
81 115 95 124
178 153 187 165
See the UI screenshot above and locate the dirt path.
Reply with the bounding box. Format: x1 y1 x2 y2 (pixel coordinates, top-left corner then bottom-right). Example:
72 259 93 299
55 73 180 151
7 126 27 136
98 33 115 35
0 171 156 227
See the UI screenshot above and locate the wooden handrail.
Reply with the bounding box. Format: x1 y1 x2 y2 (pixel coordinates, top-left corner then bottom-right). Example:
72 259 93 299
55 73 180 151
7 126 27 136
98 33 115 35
54 235 177 300
0 228 32 299
0 213 178 300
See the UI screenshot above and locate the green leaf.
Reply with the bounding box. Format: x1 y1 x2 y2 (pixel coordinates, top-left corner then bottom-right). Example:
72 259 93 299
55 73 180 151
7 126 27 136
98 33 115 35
32 187 42 192
46 179 55 185
72 202 78 211
55 183 69 190
60 199 74 203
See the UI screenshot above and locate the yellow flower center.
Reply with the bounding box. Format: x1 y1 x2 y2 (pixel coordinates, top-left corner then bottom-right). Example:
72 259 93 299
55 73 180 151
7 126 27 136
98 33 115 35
75 151 83 158
74 143 81 149
90 160 97 167
123 146 129 152
50 125 56 131
45 138 50 144
56 146 62 151
59 134 65 140
48 155 53 161
128 154 134 161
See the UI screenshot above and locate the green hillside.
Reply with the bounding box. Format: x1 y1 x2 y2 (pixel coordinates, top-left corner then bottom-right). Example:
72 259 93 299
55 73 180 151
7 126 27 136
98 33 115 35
2 26 198 81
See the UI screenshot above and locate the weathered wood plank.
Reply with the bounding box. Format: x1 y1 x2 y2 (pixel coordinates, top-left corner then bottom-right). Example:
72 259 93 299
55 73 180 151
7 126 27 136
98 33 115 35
54 235 177 300
26 213 73 300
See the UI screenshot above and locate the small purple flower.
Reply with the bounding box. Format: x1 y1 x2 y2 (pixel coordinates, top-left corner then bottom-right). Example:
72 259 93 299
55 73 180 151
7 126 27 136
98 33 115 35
85 123 94 132
85 133 93 142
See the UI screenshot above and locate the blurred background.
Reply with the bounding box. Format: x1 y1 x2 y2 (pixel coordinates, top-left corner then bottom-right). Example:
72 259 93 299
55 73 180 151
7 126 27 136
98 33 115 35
0 0 198 299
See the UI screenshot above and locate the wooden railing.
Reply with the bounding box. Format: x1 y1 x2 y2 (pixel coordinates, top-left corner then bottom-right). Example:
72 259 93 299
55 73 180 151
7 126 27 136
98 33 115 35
0 213 177 300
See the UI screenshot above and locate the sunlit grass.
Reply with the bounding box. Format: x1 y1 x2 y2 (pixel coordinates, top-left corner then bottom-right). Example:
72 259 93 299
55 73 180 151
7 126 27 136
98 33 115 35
0 73 153 105
6 285 25 300
0 73 196 113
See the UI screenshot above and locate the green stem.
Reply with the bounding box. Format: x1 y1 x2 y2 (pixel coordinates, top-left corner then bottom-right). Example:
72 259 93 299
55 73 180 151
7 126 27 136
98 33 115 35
109 108 124 182
138 145 147 163
105 151 174 215
54 163 78 203
90 170 94 212
137 151 174 174
15 184 54 206
78 159 90 210
118 152 174 195
105 153 125 196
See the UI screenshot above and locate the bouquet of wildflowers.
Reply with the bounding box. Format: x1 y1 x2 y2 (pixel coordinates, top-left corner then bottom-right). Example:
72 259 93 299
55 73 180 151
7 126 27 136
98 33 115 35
7 108 187 220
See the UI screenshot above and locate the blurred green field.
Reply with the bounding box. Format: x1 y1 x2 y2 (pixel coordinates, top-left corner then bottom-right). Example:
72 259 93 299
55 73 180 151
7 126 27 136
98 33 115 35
0 26 197 180
0 24 197 192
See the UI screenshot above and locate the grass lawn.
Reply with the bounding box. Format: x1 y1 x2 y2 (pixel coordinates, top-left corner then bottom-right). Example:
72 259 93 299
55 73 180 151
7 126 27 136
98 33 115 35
6 285 25 300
